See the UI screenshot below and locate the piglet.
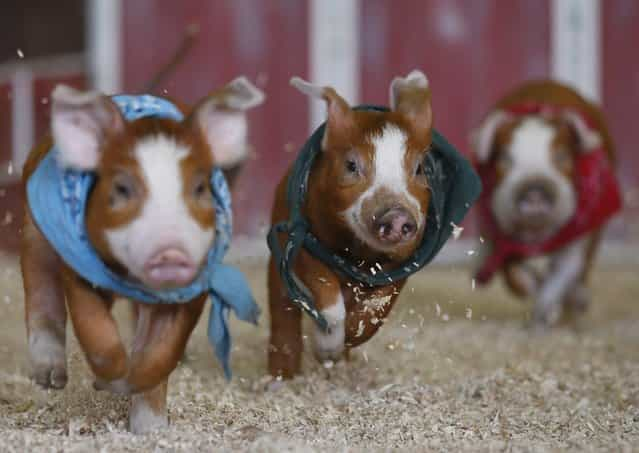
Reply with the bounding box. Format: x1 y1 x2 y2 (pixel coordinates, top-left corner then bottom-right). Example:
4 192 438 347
268 71 435 379
472 81 620 326
21 77 264 433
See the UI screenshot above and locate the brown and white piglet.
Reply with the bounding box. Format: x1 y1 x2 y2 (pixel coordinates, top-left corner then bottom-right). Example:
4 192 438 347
472 81 617 326
21 77 264 433
268 70 433 379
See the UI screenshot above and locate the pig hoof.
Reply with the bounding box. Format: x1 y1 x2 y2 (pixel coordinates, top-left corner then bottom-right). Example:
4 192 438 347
32 364 68 389
565 285 590 313
93 377 131 395
313 322 346 363
532 303 562 328
129 396 168 434
29 331 67 389
264 377 287 392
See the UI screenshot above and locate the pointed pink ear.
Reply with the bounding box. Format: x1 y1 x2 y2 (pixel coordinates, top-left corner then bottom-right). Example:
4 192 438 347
190 76 265 168
51 85 124 170
389 70 433 139
471 110 512 163
290 76 354 149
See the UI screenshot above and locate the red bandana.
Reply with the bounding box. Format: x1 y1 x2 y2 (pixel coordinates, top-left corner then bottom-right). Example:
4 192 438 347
474 103 622 284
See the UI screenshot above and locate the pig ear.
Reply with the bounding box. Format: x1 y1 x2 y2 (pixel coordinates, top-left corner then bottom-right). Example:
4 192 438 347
51 85 124 170
560 110 602 153
471 110 512 163
190 76 265 168
390 70 433 138
290 76 354 147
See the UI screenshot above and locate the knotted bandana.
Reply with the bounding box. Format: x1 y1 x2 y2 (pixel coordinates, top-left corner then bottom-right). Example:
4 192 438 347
27 94 260 378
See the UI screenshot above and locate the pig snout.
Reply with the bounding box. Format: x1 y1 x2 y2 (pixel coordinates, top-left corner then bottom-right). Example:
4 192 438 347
515 179 557 217
143 247 197 288
373 207 417 244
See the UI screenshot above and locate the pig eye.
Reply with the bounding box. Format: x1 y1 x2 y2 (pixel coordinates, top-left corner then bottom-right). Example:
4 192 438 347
109 173 138 209
345 159 359 174
194 181 208 198
191 174 213 206
495 153 512 172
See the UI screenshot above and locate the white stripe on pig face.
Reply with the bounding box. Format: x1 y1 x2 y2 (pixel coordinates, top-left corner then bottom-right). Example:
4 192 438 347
104 134 215 289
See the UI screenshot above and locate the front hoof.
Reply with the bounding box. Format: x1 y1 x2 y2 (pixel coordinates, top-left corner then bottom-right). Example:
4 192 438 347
129 402 168 434
93 377 131 395
531 303 562 329
313 324 345 363
29 331 67 389
564 285 591 314
32 363 68 389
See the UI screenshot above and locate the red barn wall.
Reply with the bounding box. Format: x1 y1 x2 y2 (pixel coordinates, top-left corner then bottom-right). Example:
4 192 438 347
602 0 639 237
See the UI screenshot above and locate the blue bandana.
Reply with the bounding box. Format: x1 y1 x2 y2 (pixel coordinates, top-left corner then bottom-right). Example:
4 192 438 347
26 94 259 379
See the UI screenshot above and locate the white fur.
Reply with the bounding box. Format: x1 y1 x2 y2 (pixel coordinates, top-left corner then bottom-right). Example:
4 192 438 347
534 238 588 325
313 294 346 362
129 394 168 434
491 118 576 235
105 135 214 285
342 125 422 251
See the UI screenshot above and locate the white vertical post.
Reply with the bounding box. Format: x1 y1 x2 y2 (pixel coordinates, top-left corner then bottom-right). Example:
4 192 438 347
551 0 601 102
11 67 34 172
87 0 122 94
309 0 360 130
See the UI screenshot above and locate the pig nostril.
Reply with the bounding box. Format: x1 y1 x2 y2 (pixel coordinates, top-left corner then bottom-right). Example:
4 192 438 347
401 222 415 236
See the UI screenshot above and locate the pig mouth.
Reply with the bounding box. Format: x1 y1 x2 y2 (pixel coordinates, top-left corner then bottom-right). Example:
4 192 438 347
142 247 198 289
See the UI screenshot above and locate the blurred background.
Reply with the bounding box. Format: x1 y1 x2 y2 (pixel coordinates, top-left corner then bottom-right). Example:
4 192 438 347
0 0 637 256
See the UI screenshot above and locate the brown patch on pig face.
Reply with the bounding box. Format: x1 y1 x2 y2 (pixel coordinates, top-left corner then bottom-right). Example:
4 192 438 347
489 116 579 243
314 110 432 262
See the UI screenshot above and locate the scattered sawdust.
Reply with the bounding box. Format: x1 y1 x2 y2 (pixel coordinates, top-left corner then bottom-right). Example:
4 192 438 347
0 252 637 451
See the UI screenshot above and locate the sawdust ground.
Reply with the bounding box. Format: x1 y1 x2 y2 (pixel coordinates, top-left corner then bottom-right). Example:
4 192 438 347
0 252 637 452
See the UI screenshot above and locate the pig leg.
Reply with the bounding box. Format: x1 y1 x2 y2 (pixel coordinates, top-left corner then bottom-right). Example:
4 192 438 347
129 378 168 434
94 297 205 395
268 256 303 378
293 251 348 364
21 210 68 389
503 260 543 299
533 239 588 326
564 232 600 314
63 271 129 386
